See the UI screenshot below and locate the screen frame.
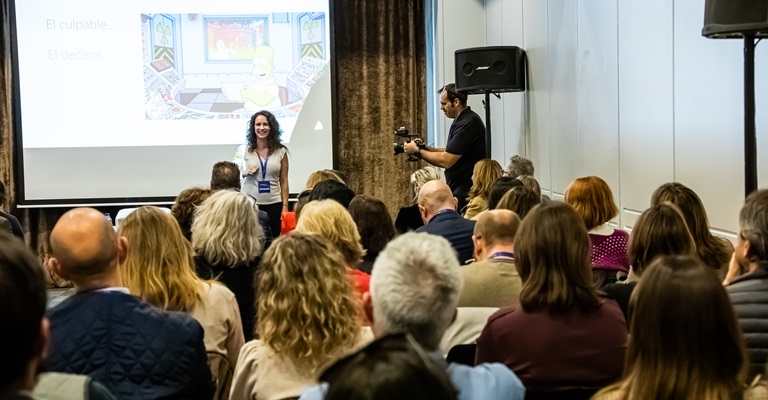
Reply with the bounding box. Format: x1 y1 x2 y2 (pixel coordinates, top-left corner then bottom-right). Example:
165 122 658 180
10 0 339 207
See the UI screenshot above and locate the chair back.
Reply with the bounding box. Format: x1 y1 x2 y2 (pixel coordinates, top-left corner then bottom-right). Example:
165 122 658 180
446 343 476 366
524 387 600 400
207 350 233 400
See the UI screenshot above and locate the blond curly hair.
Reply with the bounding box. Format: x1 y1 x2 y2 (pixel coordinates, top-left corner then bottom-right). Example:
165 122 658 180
295 199 365 266
257 232 360 367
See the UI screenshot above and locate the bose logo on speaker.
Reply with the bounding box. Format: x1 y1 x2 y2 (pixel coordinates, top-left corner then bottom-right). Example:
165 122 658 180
476 66 490 70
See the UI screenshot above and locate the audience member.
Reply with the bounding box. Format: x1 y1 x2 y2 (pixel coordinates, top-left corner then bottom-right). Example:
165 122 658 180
464 159 502 219
306 169 345 189
416 180 476 264
395 166 444 233
309 179 356 208
230 233 371 400
171 187 213 240
652 182 732 280
192 190 264 340
118 206 244 378
0 215 12 236
459 210 522 307
485 176 524 212
0 233 117 399
475 202 627 391
294 188 312 221
564 176 629 285
296 199 370 295
516 175 542 199
496 186 540 220
321 334 458 400
602 202 695 320
593 256 767 400
210 161 275 243
348 195 396 274
210 161 242 191
46 208 213 399
301 232 526 400
726 189 768 379
505 155 534 178
0 180 24 240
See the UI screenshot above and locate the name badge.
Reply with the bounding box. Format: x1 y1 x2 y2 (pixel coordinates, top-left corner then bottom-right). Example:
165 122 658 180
258 181 271 194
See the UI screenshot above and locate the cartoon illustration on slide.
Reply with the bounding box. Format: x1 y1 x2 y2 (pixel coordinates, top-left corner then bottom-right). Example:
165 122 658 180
141 12 328 142
223 46 281 111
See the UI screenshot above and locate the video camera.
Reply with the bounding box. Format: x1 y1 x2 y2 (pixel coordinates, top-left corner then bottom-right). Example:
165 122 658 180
393 126 426 162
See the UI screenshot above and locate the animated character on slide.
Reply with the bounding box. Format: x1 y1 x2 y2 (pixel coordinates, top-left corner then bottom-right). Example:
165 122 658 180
239 46 281 111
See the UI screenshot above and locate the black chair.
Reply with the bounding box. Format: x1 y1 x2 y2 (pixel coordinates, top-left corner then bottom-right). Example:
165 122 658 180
446 343 476 366
524 387 600 400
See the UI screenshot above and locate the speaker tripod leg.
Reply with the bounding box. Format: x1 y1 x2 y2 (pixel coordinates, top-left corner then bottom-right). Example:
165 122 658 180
485 90 492 158
744 34 757 197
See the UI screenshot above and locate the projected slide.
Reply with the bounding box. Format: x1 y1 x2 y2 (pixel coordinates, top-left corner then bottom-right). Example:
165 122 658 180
141 12 328 143
13 0 334 203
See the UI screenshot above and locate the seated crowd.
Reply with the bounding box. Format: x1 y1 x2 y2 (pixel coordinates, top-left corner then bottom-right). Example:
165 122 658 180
4 154 768 400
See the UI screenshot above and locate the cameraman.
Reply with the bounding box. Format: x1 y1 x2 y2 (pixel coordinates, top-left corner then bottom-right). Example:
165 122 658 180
404 83 486 212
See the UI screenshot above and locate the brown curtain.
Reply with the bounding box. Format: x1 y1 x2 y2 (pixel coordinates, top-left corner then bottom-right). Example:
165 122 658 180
1 0 67 271
334 0 427 209
0 0 427 262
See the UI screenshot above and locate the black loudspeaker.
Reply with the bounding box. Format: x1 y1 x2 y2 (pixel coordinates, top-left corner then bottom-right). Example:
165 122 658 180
703 0 768 38
455 46 525 94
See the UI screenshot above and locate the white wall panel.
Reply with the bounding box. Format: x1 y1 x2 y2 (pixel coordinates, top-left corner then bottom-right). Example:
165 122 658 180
436 0 486 147
522 0 552 194
547 0 578 196
618 0 674 226
484 0 507 165
499 0 525 166
673 0 745 233
576 0 620 208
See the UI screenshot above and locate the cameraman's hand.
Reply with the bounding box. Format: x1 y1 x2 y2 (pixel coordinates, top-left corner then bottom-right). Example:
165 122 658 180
403 141 420 155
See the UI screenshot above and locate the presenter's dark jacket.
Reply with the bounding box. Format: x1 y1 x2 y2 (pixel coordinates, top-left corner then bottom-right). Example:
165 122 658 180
445 107 486 207
415 209 476 264
46 290 213 400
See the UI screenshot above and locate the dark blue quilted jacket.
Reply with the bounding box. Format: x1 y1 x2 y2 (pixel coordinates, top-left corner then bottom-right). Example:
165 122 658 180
46 291 214 400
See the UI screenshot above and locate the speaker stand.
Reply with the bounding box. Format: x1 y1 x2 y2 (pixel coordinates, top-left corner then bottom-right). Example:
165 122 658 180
482 90 501 158
744 34 757 197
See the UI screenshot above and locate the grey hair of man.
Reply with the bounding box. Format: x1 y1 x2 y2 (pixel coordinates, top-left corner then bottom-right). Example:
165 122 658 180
739 189 768 263
507 155 534 177
370 232 463 351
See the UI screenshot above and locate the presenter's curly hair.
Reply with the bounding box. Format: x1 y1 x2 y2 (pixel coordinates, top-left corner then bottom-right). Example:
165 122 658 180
192 190 264 267
118 206 203 312
247 110 284 153
257 232 360 368
296 199 366 266
468 159 502 201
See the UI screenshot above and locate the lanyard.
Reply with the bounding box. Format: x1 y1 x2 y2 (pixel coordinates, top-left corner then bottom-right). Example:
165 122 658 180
257 152 268 180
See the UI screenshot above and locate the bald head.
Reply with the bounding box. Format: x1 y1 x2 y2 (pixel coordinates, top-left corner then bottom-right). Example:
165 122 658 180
473 210 520 261
49 208 124 289
417 180 457 222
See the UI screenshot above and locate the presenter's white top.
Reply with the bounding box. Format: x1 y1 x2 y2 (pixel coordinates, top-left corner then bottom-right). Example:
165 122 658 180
240 146 287 205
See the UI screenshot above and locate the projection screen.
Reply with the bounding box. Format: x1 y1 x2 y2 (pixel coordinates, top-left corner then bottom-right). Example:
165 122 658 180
12 0 335 206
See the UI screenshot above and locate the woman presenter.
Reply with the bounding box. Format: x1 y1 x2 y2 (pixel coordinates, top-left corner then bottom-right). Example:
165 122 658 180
241 110 289 237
